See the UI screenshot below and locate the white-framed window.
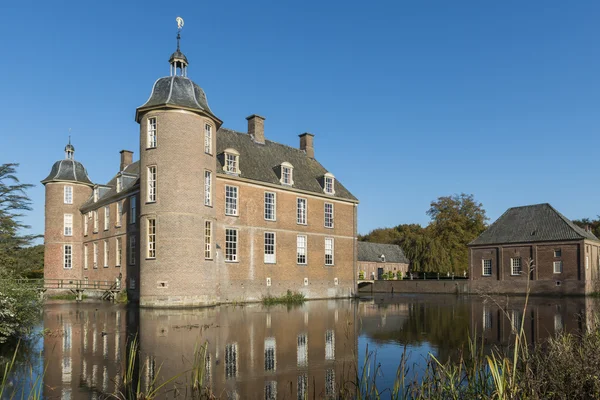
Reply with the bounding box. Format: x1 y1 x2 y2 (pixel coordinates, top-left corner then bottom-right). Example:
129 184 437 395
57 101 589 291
553 260 563 274
298 374 308 400
64 214 73 236
224 149 240 174
116 237 122 267
325 237 334 266
84 213 89 235
64 185 73 204
324 172 335 195
93 242 98 269
204 170 212 206
297 198 307 225
264 192 276 221
93 210 99 232
64 245 72 269
205 221 212 260
93 188 99 202
147 166 157 203
510 310 522 333
147 117 157 148
84 244 88 269
297 334 308 367
116 201 123 227
510 257 521 275
104 206 110 231
129 235 136 265
264 232 276 264
264 338 276 372
225 228 238 262
325 330 335 360
225 343 238 379
103 240 109 267
204 124 212 154
225 185 238 216
554 249 561 257
554 314 563 333
297 235 307 265
147 218 156 259
130 196 136 224
324 203 334 228
280 162 294 185
265 381 277 400
483 307 492 331
482 259 492 276
586 255 590 269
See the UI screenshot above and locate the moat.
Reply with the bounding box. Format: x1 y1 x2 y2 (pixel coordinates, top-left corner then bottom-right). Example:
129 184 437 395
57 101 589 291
4 294 598 399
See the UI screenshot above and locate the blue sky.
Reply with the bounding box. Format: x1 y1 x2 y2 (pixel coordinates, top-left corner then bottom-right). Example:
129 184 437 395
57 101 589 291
1 1 599 238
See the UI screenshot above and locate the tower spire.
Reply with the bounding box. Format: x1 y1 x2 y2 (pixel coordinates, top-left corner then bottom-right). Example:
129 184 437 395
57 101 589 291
65 129 75 160
169 17 188 77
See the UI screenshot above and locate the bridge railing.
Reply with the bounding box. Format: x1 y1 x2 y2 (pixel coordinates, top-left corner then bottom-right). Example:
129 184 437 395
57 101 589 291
0 278 121 291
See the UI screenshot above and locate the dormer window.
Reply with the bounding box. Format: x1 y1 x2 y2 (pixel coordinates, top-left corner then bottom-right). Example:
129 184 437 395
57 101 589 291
93 188 99 202
223 149 240 174
380 254 386 263
280 162 294 186
324 173 335 195
116 177 122 193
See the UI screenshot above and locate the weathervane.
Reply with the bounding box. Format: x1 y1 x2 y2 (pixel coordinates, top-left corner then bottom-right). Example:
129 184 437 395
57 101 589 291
176 17 184 51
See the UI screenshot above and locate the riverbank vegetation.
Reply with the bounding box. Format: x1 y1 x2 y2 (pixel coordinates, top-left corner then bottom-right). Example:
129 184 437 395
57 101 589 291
0 163 42 344
359 193 487 274
261 290 305 305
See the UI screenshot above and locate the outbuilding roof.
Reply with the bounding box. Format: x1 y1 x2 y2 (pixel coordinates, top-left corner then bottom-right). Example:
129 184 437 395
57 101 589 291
469 203 599 246
358 242 410 264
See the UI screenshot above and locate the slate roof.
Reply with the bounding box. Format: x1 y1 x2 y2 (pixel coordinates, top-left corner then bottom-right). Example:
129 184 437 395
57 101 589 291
216 128 358 201
469 203 599 246
135 76 215 122
80 162 140 211
358 242 410 264
41 159 93 186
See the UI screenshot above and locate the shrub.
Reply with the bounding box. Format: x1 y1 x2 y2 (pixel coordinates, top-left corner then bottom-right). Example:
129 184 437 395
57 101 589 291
0 278 42 344
396 271 402 280
262 290 305 306
358 271 365 280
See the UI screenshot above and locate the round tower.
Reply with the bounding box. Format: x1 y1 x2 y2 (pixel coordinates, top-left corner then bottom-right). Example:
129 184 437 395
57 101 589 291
42 140 94 281
135 19 222 307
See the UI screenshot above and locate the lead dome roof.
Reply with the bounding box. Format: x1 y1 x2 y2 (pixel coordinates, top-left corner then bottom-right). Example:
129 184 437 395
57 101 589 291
42 159 93 186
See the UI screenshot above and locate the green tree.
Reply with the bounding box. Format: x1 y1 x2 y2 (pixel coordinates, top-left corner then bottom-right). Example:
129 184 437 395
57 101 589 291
427 193 488 274
572 217 600 239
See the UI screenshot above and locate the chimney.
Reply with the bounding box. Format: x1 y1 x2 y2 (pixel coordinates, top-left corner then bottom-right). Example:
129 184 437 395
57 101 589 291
299 133 314 159
120 150 133 171
246 114 265 144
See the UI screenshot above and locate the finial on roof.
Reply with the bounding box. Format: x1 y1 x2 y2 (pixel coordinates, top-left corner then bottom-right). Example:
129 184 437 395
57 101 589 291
65 129 75 160
169 17 188 76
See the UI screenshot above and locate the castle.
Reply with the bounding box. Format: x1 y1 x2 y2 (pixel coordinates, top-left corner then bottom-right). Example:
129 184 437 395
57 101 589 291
42 24 359 307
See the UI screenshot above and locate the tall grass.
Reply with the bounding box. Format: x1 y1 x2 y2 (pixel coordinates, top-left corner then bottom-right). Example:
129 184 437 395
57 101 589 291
261 289 305 305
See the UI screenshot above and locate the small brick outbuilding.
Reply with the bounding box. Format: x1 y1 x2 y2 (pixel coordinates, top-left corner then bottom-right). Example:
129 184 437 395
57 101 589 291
358 242 409 280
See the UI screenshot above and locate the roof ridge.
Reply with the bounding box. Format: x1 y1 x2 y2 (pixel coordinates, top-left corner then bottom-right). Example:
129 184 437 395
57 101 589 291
219 128 312 157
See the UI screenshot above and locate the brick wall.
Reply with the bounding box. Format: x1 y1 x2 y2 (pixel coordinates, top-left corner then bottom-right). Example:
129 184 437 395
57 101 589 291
357 261 409 280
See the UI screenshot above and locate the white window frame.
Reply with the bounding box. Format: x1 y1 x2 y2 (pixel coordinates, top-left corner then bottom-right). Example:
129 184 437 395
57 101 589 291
325 237 334 266
586 255 590 269
103 240 109 267
280 162 294 186
93 210 99 232
147 166 157 203
264 192 276 221
264 232 276 264
225 343 238 379
325 330 335 360
116 201 123 227
324 203 334 228
225 185 238 216
225 228 238 262
324 173 335 195
129 235 136 265
510 257 521 276
130 196 136 224
84 213 89 235
483 307 492 331
482 259 492 276
64 185 73 204
93 188 98 202
116 237 122 267
64 214 73 236
204 124 212 155
297 334 308 367
205 221 212 260
224 149 240 174
64 245 72 269
554 249 561 257
147 117 157 148
553 260 562 274
104 206 110 231
84 244 88 270
297 198 307 225
204 170 212 206
264 337 276 372
93 242 98 269
147 218 156 259
297 235 307 265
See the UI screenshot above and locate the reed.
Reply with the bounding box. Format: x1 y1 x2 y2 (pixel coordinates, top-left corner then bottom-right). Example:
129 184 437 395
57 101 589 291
261 290 305 306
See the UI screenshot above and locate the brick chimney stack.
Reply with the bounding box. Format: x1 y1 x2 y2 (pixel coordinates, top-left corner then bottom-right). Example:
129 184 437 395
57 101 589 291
246 114 265 144
299 133 314 159
120 150 133 171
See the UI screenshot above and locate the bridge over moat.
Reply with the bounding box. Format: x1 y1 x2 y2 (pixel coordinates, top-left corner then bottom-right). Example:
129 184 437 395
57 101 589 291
2 278 122 301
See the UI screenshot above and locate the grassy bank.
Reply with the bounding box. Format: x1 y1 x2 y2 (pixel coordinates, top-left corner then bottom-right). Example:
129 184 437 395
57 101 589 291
261 290 305 305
